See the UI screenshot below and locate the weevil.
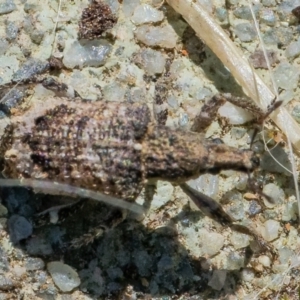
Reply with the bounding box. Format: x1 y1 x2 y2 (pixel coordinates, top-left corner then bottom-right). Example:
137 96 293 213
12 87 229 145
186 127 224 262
0 91 260 201
0 82 270 246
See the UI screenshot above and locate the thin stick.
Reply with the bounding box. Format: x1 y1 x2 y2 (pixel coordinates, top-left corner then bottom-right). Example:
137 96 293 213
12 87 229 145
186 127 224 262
0 179 144 214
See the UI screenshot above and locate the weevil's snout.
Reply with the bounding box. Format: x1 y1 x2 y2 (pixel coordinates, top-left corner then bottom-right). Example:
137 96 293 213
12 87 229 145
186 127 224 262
205 145 260 175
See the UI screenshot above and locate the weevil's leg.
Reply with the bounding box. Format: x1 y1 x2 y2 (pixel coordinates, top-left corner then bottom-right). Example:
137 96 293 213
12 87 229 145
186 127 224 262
231 223 276 255
41 77 82 99
31 199 86 228
221 93 283 145
180 183 233 226
191 94 226 133
69 185 155 248
183 94 269 245
129 184 157 221
69 208 128 248
180 183 276 254
221 93 282 122
221 93 266 117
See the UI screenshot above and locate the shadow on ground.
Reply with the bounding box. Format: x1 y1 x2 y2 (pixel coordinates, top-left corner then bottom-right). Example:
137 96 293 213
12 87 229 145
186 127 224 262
0 187 252 299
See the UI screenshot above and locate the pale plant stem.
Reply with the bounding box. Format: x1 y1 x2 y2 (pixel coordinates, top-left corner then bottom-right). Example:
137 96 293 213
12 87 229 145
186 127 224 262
166 0 300 151
0 179 144 214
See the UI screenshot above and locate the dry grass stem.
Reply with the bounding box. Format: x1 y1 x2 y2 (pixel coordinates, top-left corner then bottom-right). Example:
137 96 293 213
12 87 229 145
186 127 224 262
167 0 300 151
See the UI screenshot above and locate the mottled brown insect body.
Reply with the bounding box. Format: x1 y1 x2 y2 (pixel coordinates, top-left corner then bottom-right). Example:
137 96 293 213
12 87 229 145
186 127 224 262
0 97 258 203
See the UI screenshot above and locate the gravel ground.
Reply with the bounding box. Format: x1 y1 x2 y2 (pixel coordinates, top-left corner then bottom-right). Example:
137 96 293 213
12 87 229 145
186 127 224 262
1 0 300 299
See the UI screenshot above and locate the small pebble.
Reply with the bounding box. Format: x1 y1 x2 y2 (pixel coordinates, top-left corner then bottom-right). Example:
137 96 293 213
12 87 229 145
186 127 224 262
167 95 179 109
135 24 178 48
131 4 164 25
11 265 26 277
12 59 49 82
286 39 300 59
252 141 265 154
179 113 189 127
222 190 244 221
230 232 250 249
194 87 212 101
241 268 255 282
150 181 174 210
5 21 18 41
47 261 81 292
243 193 258 200
230 127 247 140
208 270 227 291
188 174 219 200
278 247 294 264
292 105 300 123
182 228 224 257
25 257 45 271
26 236 53 256
0 0 16 15
263 27 294 46
234 23 257 42
219 102 254 124
260 8 276 26
260 146 292 175
7 215 32 244
0 205 8 217
0 88 25 115
130 87 145 102
282 201 298 221
30 30 44 44
262 0 276 6
262 183 285 208
0 39 8 55
233 5 259 20
249 49 278 69
123 0 140 17
0 276 14 291
261 220 280 242
103 82 126 102
63 40 112 69
226 252 245 270
137 48 166 75
133 250 152 277
248 200 262 216
258 255 271 267
215 7 228 23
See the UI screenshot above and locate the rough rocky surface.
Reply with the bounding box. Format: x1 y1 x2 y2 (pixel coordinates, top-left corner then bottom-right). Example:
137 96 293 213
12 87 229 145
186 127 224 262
0 0 300 299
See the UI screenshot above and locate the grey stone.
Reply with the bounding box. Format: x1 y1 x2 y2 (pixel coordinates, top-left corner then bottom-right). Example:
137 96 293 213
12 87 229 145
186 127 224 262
0 276 14 291
5 21 18 41
25 257 45 271
0 0 16 15
234 23 257 42
7 215 32 243
47 261 81 292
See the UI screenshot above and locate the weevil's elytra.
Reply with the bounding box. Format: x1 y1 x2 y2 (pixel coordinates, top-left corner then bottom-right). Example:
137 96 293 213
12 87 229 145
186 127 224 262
0 96 259 205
